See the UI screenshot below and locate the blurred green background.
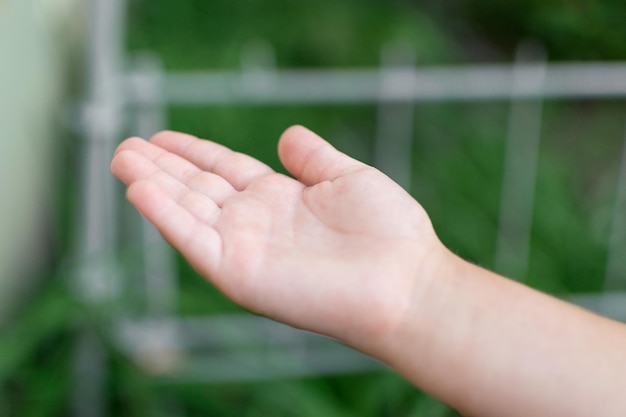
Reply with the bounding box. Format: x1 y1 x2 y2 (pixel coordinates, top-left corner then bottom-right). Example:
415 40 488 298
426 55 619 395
2 0 625 416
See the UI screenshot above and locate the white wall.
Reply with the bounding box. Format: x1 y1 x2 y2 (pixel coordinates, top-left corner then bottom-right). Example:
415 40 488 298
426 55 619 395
0 0 83 320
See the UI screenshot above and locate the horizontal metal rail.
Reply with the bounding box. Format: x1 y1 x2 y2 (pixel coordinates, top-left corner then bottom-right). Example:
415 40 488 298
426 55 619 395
114 315 382 381
125 63 626 105
113 290 626 382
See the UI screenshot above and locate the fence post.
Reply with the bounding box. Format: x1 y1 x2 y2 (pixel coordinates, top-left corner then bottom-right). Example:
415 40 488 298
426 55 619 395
494 41 546 281
604 124 626 291
240 39 277 99
374 41 416 190
73 0 127 416
130 53 179 318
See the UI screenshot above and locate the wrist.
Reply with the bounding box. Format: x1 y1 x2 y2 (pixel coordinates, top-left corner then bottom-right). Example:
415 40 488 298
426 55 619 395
365 239 455 363
373 243 476 395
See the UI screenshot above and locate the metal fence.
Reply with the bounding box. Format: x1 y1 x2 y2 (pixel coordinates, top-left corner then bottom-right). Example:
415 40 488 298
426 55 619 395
71 0 626 416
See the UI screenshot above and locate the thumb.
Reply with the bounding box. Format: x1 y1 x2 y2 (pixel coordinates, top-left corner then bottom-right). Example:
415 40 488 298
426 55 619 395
278 125 367 185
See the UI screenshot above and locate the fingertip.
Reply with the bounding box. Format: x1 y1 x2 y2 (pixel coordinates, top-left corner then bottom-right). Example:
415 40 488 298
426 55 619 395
110 148 139 183
278 124 367 184
281 124 310 138
125 178 140 202
278 124 312 148
125 179 162 218
150 130 198 146
126 178 149 203
110 148 129 176
110 151 121 175
277 124 321 163
114 136 145 155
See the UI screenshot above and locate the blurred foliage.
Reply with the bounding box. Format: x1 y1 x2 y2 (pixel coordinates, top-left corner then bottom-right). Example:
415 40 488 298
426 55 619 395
126 0 454 69
431 0 626 60
3 0 625 415
0 275 76 417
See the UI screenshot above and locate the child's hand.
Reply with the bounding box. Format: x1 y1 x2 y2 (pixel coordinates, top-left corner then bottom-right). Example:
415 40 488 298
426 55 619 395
111 125 626 417
111 126 441 353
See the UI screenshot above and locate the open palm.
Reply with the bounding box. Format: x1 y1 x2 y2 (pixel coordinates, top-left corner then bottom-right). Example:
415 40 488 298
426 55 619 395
111 126 438 348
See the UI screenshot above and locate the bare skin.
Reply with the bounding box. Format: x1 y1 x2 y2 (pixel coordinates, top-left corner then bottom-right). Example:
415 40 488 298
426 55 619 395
111 125 626 417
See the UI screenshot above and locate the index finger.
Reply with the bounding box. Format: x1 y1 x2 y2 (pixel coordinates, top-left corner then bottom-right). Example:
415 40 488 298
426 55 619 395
149 131 275 191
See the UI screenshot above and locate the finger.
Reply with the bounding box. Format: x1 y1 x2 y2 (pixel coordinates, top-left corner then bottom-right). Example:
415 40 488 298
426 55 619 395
150 131 275 191
114 145 223 226
127 180 223 280
112 137 237 207
277 125 367 186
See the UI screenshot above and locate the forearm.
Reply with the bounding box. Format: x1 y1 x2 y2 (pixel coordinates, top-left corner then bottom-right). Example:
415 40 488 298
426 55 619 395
379 248 626 417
